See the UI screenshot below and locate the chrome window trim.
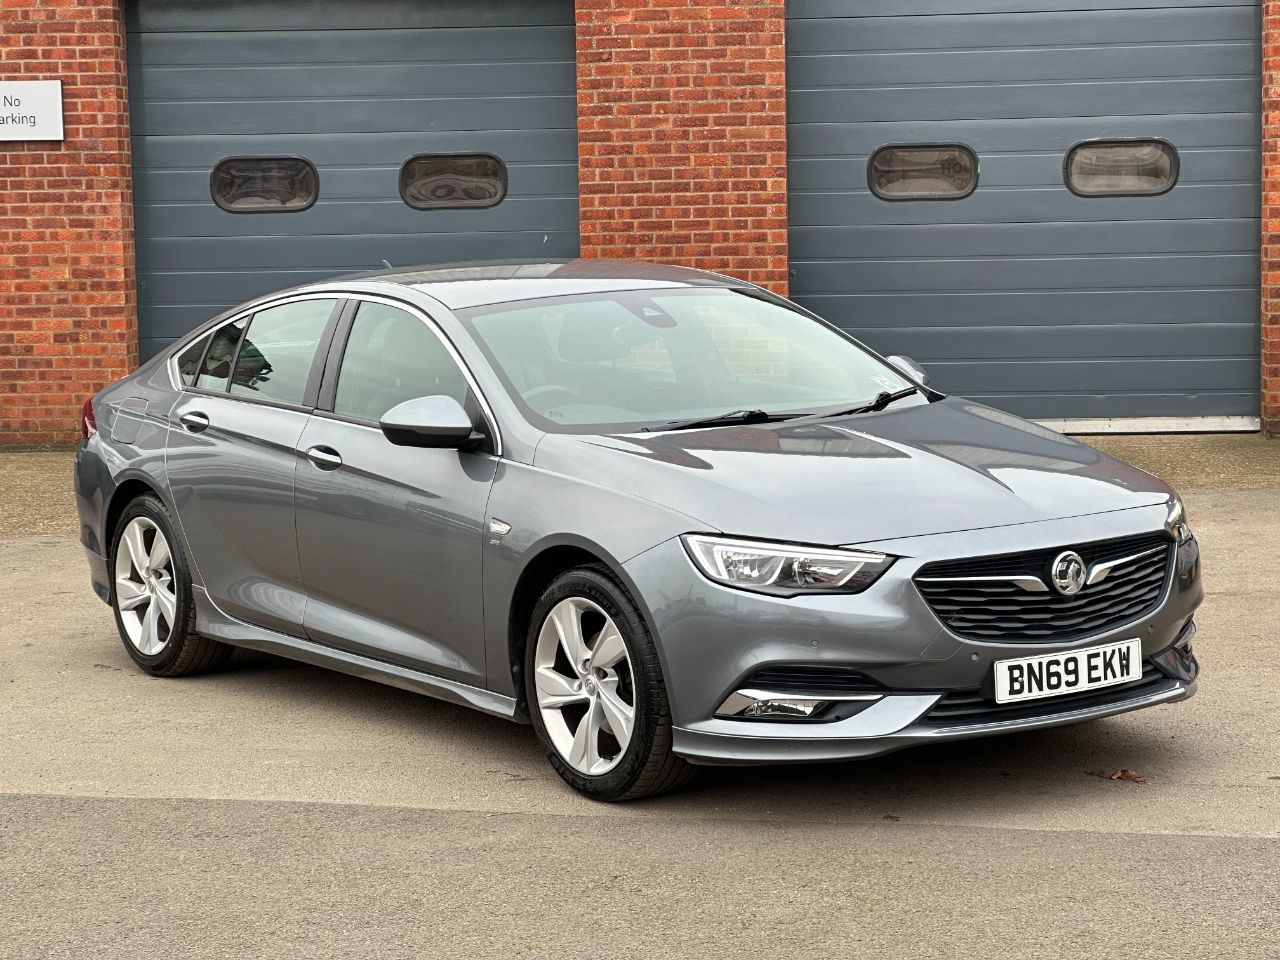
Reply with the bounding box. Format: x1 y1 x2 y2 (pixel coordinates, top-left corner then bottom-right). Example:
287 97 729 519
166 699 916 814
165 291 343 394
167 289 503 457
330 292 505 458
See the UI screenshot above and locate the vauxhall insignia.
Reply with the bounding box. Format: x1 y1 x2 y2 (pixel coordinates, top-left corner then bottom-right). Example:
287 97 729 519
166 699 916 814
1050 550 1087 596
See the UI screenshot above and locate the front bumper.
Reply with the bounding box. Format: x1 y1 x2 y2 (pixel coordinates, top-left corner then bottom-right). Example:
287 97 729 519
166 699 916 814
622 503 1203 765
673 659 1197 766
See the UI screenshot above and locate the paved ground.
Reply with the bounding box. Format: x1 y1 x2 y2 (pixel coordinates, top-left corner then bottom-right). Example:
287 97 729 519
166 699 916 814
2 437 1278 958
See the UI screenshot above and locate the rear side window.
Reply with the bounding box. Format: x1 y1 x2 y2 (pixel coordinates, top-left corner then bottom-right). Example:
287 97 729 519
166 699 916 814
229 299 337 405
399 154 506 209
194 321 246 391
333 301 470 422
869 144 978 200
1065 140 1178 197
211 157 318 213
176 333 212 387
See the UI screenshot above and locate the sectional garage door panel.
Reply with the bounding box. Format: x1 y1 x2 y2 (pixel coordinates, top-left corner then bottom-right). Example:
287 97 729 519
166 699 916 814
787 0 1262 421
127 0 579 358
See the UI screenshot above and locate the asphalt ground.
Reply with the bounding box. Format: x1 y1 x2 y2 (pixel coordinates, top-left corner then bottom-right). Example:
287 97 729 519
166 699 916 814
2 435 1277 958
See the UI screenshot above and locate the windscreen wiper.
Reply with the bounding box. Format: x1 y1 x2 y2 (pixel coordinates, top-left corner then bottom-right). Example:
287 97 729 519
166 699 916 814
816 386 919 419
641 409 798 433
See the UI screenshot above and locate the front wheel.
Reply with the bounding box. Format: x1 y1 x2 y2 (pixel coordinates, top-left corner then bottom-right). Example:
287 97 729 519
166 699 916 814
525 565 693 801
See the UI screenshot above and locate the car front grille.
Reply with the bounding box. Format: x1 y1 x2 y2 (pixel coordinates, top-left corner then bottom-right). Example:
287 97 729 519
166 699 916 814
914 532 1173 644
920 662 1173 726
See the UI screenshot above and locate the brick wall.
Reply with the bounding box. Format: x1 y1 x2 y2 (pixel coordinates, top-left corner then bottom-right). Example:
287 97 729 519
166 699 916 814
0 0 135 445
574 0 789 295
0 0 1274 442
1264 1 1280 434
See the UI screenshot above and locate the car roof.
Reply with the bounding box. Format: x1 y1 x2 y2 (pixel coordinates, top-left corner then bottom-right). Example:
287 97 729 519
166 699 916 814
333 258 755 310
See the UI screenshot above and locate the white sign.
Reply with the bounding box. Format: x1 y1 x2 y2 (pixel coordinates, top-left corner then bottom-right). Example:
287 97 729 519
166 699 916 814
0 80 64 141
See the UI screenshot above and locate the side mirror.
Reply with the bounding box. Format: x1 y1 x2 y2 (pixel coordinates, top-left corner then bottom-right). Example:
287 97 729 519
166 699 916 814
379 395 478 449
886 354 930 388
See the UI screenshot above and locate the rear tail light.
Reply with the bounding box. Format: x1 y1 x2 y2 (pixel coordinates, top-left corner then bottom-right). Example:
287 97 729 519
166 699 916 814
80 397 97 440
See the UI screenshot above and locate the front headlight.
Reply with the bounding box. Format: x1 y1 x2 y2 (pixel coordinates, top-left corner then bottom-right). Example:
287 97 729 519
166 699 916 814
1166 496 1193 545
681 535 895 596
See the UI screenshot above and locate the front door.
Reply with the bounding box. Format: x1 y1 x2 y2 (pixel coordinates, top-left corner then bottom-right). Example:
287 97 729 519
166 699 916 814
166 296 340 636
293 298 497 685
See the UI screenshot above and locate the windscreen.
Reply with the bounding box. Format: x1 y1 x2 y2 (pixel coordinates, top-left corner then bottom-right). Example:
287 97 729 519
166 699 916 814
459 288 918 432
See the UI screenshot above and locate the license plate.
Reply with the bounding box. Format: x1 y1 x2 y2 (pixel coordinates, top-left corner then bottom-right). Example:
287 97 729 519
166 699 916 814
993 638 1142 704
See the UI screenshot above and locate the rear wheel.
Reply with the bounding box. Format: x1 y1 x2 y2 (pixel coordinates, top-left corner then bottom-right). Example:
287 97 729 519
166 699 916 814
525 565 693 800
109 495 232 676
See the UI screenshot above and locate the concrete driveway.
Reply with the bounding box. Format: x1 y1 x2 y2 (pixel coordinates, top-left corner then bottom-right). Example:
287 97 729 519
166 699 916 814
2 437 1278 959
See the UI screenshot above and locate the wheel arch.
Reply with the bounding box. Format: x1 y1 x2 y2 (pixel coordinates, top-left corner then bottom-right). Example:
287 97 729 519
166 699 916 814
505 536 657 720
101 473 199 587
103 476 165 554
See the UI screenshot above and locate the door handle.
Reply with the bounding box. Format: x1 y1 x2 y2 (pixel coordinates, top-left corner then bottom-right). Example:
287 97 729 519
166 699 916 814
305 445 343 470
179 411 210 433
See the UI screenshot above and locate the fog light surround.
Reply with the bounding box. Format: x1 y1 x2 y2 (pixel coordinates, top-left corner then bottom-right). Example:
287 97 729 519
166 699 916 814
716 688 883 722
1152 620 1198 683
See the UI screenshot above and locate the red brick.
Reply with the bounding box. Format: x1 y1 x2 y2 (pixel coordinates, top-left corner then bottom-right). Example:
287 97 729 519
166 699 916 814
0 0 135 444
574 0 789 296
1268 6 1280 434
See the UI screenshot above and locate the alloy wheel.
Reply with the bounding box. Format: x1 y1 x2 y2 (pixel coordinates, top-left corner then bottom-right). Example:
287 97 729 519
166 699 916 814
113 516 178 656
533 596 637 776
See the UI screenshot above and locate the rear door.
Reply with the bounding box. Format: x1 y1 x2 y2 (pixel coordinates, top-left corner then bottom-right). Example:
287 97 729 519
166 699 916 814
167 295 341 636
293 297 498 685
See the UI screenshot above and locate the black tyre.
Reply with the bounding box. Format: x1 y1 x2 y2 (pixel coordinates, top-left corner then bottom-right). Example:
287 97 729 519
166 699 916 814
108 494 232 677
525 564 694 801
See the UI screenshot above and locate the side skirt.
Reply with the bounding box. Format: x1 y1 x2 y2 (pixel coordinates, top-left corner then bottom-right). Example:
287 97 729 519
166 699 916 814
192 586 521 722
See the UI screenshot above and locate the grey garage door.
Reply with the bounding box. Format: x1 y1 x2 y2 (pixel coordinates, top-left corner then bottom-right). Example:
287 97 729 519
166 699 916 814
787 0 1261 423
127 0 578 360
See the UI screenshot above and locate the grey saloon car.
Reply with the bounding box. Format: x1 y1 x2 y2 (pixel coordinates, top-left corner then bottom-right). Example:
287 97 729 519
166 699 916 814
74 260 1202 800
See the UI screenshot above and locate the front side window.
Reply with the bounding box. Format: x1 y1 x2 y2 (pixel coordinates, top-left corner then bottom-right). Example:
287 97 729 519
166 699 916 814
460 289 916 432
869 144 977 200
211 157 318 213
1065 140 1178 197
399 154 506 210
333 301 471 422
228 299 336 405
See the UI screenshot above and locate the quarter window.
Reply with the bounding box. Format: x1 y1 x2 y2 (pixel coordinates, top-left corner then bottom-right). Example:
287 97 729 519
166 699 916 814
228 299 336 405
333 302 471 422
176 332 213 387
194 321 246 392
1065 140 1178 197
211 157 318 213
399 154 506 210
869 144 977 200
